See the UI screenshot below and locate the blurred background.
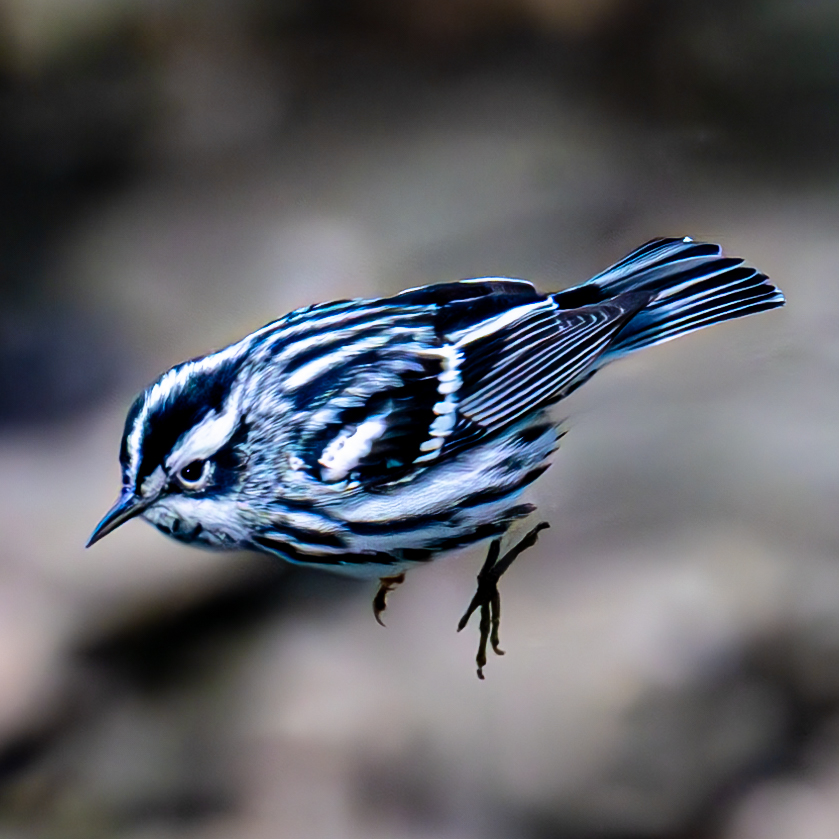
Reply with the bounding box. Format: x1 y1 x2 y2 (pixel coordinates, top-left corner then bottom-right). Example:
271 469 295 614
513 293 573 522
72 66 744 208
0 1 836 837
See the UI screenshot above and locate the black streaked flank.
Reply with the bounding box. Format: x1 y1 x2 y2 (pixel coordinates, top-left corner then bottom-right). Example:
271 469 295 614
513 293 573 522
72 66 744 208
457 465 551 509
515 422 556 445
423 507 534 553
252 535 403 567
345 509 460 537
260 522 346 550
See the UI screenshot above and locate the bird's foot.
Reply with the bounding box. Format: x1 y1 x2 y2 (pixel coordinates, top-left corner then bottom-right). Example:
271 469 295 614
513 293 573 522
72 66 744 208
373 572 406 626
457 522 550 679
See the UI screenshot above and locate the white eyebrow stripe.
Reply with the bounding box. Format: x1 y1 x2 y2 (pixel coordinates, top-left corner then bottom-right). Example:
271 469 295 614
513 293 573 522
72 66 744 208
126 338 252 482
166 387 242 473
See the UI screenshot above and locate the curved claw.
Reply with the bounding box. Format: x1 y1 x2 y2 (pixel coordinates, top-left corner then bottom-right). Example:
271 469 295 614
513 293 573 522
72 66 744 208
372 572 406 627
459 522 550 679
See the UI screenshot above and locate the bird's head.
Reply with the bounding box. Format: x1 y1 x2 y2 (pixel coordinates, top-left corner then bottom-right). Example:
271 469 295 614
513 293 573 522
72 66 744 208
87 349 252 550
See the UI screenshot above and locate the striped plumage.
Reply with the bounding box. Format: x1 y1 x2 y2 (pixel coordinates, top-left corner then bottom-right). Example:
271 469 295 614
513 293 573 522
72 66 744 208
88 237 783 672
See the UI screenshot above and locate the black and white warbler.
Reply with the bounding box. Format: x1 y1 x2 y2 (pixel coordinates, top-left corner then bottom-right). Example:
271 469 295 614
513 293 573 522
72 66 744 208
88 237 784 677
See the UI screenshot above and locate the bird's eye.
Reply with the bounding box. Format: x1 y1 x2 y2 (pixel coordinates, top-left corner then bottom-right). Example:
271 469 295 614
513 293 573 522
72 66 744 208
178 460 206 486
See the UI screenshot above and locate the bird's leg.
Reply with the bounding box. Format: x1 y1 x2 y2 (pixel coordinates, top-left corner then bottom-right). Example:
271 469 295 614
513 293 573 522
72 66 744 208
457 522 550 679
373 572 406 626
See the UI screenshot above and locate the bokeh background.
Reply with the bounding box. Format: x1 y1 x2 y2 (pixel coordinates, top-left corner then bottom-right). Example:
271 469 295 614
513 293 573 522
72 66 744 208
0 1 836 836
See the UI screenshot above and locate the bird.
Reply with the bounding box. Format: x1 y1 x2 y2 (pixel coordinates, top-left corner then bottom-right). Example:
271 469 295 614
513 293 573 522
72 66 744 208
87 237 784 677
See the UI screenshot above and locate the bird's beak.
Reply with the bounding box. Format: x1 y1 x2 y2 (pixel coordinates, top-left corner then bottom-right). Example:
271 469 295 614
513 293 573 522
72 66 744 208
86 490 150 547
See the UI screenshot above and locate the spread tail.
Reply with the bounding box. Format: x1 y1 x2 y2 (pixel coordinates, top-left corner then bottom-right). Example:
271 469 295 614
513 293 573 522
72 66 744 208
551 237 785 365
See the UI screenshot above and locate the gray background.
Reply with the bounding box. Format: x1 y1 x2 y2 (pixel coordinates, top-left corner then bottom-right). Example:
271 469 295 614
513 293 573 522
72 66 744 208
0 1 835 836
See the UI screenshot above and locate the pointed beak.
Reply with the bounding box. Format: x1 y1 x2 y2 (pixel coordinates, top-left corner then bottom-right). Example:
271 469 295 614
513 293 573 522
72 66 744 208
86 491 151 548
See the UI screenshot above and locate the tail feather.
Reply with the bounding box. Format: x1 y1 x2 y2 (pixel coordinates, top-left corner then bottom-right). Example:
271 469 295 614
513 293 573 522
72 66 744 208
552 237 784 365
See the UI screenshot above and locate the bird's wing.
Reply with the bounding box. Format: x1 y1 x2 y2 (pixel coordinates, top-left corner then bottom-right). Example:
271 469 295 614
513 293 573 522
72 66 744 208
282 279 545 486
278 280 650 487
440 290 649 450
